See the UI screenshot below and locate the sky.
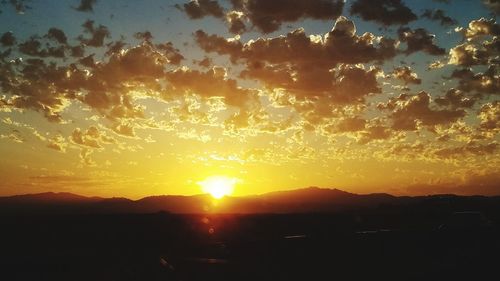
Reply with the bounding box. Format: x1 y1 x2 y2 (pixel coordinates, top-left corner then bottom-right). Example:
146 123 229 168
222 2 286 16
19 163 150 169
0 0 499 199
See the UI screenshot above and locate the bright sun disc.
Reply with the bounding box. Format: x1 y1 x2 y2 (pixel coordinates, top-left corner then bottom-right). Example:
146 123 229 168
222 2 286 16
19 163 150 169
198 176 237 199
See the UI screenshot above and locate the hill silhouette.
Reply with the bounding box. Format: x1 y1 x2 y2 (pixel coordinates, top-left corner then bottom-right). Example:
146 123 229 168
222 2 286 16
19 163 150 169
0 187 498 214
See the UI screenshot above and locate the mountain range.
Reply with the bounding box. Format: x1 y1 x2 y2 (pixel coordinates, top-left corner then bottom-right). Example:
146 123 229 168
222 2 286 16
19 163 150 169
0 187 498 214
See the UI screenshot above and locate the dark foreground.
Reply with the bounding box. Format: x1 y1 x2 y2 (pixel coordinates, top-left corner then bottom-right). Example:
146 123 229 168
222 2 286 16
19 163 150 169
2 207 500 281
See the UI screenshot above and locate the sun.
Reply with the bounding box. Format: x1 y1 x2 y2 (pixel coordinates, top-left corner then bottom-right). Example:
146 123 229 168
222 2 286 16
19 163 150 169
198 176 237 199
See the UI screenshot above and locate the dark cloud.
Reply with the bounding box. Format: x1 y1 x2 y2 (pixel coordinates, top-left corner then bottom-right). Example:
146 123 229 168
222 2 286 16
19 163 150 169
46 28 68 45
350 0 417 26
195 17 397 66
18 36 66 58
165 66 258 110
421 9 457 26
195 16 397 128
0 31 16 46
483 0 500 15
177 0 224 19
134 31 154 43
74 0 97 12
231 0 345 33
78 20 110 47
398 27 446 55
195 56 213 68
451 67 499 95
434 89 476 109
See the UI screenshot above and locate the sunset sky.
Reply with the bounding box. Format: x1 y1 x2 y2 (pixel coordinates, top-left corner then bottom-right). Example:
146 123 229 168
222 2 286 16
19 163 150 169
0 0 499 198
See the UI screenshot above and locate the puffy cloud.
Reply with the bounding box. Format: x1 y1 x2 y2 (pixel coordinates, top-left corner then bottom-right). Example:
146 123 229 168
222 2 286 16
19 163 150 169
463 18 500 39
74 0 97 12
421 9 457 26
391 66 421 85
451 67 499 95
380 92 466 131
434 88 476 109
449 19 499 67
0 58 71 122
350 0 416 26
226 11 247 34
478 101 500 132
195 17 396 129
195 16 396 84
398 27 445 55
230 0 345 33
177 0 224 19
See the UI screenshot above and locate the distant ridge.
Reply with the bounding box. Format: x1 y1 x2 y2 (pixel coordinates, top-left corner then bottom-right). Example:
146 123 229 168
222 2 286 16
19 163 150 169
0 187 498 214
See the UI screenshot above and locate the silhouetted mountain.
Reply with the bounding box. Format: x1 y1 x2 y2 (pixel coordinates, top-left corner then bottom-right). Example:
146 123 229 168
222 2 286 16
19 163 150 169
0 187 498 214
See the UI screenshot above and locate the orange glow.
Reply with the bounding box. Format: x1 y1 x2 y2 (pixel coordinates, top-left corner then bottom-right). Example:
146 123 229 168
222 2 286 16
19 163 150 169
198 176 237 199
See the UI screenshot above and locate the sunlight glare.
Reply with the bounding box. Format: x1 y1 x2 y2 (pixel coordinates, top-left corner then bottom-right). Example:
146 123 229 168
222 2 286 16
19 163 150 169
198 176 237 199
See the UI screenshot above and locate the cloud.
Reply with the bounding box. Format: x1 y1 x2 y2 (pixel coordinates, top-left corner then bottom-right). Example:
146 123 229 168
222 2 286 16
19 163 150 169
226 11 247 34
74 0 97 12
483 0 500 15
451 67 499 95
391 66 421 85
1 32 16 46
434 142 498 158
177 0 224 19
230 0 345 33
71 126 116 148
434 88 476 109
111 121 136 137
18 36 66 58
165 66 259 110
380 92 466 131
449 19 499 66
78 20 110 47
398 27 445 55
1 0 31 14
463 18 499 40
350 0 416 26
421 9 457 26
46 28 68 45
478 101 500 132
46 134 67 152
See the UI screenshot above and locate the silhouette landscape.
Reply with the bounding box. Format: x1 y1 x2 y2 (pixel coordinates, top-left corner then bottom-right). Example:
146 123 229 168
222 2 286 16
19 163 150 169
1 0 499 280
2 187 500 280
